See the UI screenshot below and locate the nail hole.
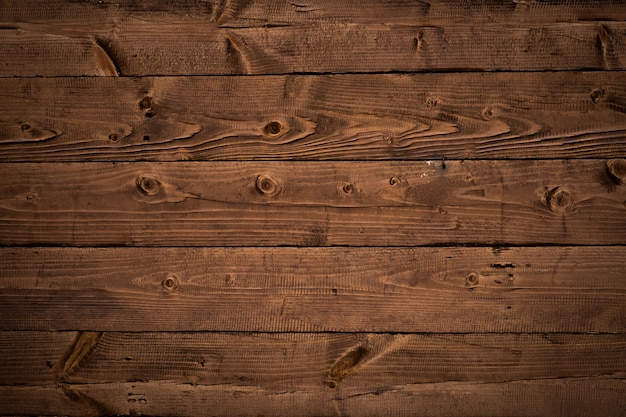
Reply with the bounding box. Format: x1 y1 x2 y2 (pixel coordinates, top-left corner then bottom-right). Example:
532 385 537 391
327 381 337 389
145 112 154 118
263 121 283 136
143 135 150 141
21 123 30 131
332 288 338 294
506 305 512 310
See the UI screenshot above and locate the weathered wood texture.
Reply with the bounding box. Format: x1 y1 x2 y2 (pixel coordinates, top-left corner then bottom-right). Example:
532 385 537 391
1 160 624 246
1 1 626 416
0 247 624 332
2 1 626 75
1 73 625 161
2 332 624 386
2 379 624 417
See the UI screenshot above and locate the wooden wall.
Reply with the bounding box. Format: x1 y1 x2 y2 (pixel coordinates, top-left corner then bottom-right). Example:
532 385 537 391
1 1 625 416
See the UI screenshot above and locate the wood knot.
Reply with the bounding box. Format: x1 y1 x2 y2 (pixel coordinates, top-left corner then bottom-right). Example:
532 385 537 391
389 177 400 186
482 106 496 120
139 96 153 110
327 345 369 388
342 183 354 194
466 273 480 287
591 88 605 103
21 123 30 131
263 120 285 137
606 159 626 185
162 274 179 291
544 186 574 213
425 97 438 108
137 176 161 196
108 133 119 142
256 175 281 196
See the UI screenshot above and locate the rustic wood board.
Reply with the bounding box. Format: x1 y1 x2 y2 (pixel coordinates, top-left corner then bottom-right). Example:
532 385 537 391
1 331 623 386
1 379 624 417
0 160 624 247
1 247 624 332
1 1 626 75
1 73 625 160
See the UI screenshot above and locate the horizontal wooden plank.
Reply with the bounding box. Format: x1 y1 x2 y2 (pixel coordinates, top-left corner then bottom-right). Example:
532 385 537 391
1 73 625 161
6 0 626 27
0 161 625 247
0 247 624 332
0 379 623 417
2 1 626 75
1 332 624 386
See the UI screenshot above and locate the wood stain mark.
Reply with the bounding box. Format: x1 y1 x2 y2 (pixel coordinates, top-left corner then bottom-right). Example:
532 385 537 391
60 331 102 381
327 345 369 388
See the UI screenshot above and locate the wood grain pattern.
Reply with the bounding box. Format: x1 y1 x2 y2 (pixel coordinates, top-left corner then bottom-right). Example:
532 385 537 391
1 73 626 160
0 247 624 332
2 1 626 75
1 331 624 386
1 379 624 417
0 160 624 247
2 1 626 415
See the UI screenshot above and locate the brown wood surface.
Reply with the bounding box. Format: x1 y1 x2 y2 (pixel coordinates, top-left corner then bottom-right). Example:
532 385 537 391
0 379 623 417
1 331 624 386
2 1 626 75
0 247 624 332
0 160 624 246
0 73 625 161
1 1 625 415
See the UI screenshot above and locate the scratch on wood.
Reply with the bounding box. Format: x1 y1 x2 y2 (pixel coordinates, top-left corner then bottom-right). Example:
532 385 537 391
93 37 119 76
60 331 102 380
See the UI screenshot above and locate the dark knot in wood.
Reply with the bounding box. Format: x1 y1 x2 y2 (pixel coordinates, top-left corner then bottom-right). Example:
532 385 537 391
163 274 179 291
137 176 161 196
466 273 480 286
590 87 605 103
606 159 626 185
545 186 574 213
256 175 281 196
139 96 153 110
263 120 284 137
